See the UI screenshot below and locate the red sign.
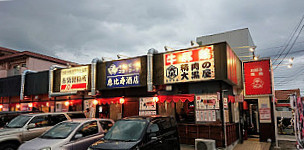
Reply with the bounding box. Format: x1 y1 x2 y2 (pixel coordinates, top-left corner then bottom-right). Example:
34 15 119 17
164 46 213 66
244 60 272 95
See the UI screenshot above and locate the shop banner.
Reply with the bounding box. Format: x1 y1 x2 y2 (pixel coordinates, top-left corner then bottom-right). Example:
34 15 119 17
106 58 141 88
139 97 157 116
60 66 89 92
164 46 215 84
244 60 272 95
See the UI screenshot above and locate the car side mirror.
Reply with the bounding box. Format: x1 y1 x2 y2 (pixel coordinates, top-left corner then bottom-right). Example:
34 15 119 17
27 123 36 129
74 133 83 139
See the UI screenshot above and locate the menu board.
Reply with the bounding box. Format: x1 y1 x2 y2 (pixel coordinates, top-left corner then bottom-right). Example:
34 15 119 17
195 94 218 122
139 97 157 116
196 94 219 110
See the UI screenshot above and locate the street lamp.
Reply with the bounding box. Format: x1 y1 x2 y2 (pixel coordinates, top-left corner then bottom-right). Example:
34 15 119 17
272 63 293 68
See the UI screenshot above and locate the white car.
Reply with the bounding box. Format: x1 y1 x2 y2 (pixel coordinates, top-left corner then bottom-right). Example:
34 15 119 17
18 118 114 150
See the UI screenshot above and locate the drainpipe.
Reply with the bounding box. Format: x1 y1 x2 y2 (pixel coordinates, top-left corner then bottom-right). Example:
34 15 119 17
147 48 158 92
49 65 67 98
91 58 102 96
20 70 37 100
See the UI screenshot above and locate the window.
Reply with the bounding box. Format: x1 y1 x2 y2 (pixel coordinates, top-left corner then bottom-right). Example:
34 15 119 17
29 115 49 128
159 118 171 130
147 123 160 133
99 120 113 132
67 112 86 119
75 121 98 138
49 114 68 126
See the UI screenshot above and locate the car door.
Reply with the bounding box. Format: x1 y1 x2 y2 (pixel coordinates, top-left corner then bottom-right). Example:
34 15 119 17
143 120 165 150
71 121 103 150
22 115 50 141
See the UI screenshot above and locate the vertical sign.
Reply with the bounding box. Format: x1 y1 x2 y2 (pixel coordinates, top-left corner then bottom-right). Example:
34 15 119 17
258 97 271 123
60 66 89 92
106 58 141 88
164 46 215 84
244 60 272 95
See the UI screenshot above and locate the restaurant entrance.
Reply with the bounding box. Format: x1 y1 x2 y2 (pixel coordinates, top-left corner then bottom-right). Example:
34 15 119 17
244 99 260 139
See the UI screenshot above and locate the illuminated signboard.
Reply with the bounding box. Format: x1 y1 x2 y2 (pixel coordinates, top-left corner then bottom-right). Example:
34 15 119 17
164 46 215 84
106 58 141 88
243 60 272 95
60 66 89 92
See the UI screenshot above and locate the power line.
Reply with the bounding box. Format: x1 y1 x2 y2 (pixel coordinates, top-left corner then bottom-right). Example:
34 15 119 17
272 14 304 65
274 21 304 70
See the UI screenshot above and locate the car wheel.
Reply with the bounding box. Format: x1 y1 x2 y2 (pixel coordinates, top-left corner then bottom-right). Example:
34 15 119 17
0 143 18 150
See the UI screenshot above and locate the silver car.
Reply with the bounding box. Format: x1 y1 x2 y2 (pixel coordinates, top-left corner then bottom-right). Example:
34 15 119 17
0 112 71 150
18 118 114 150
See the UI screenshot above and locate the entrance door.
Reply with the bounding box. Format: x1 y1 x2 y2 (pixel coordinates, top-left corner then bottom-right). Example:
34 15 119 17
123 98 139 117
244 99 260 139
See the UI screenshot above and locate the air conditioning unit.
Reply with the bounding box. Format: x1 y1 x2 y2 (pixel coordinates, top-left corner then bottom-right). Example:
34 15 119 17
195 139 216 150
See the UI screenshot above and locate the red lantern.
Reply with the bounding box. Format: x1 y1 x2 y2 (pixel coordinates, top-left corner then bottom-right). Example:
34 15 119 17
243 101 248 110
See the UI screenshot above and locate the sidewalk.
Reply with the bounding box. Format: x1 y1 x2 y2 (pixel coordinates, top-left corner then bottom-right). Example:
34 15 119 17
233 139 271 150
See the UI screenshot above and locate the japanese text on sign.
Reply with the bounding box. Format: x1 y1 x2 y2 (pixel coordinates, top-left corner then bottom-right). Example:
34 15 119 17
164 46 215 84
106 58 141 88
60 66 89 92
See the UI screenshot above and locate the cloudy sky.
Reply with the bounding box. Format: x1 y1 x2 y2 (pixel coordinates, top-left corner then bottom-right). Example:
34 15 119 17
0 0 304 92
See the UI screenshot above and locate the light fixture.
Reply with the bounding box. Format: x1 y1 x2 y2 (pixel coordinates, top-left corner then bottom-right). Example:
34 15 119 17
16 104 20 109
117 54 129 59
64 101 70 106
93 99 98 105
28 103 33 108
119 98 125 104
190 40 199 46
164 46 174 51
46 102 49 107
101 57 113 62
153 97 159 103
0 105 3 109
289 57 294 63
253 55 259 60
249 48 255 52
288 64 293 68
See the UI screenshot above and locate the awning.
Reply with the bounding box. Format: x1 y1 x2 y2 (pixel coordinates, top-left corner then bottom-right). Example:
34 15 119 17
97 97 121 104
158 94 195 103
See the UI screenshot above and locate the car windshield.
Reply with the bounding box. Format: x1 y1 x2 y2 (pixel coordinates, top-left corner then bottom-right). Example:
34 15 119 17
5 115 32 128
104 120 147 142
40 122 80 139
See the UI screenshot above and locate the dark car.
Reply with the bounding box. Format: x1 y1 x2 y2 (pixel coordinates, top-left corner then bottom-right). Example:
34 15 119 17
88 115 180 150
0 111 42 128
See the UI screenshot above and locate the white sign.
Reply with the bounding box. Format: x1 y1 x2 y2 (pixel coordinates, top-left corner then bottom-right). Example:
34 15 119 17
60 66 89 92
164 46 215 84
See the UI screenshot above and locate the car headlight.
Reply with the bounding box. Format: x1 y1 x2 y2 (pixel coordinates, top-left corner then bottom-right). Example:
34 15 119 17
39 147 51 150
87 147 93 150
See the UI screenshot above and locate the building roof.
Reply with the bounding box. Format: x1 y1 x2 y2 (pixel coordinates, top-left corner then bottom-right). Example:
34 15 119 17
275 89 300 100
0 46 19 54
0 47 76 65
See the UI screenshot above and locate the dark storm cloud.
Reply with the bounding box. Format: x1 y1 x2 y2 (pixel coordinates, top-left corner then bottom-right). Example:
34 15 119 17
1 0 304 91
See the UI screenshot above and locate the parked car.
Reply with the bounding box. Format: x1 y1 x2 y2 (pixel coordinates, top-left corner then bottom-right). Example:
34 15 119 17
19 118 114 150
0 111 43 128
0 112 72 150
66 111 87 119
88 115 180 150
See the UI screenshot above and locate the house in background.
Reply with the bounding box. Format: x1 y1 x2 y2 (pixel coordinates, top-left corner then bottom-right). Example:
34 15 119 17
275 89 301 136
0 46 76 78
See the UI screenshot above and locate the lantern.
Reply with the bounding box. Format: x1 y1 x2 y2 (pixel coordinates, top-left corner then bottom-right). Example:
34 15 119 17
119 98 125 104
